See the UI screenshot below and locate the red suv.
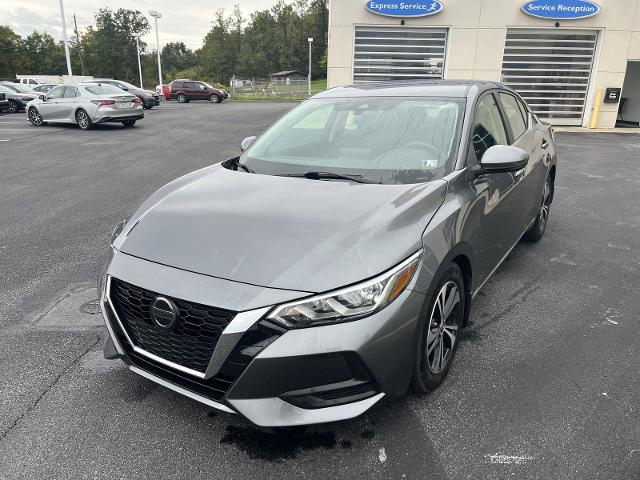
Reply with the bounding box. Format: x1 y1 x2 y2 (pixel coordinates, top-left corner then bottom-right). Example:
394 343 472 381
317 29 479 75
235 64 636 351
167 80 228 104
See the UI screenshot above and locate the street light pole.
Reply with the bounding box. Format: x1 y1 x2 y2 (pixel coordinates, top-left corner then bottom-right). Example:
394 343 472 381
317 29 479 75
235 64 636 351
58 0 73 80
149 11 163 96
308 37 313 96
136 37 143 88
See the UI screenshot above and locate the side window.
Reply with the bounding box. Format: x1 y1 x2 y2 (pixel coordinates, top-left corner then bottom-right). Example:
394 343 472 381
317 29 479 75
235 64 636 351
517 98 529 127
472 94 508 161
62 86 79 98
46 86 64 99
499 93 527 141
185 82 197 89
172 81 183 89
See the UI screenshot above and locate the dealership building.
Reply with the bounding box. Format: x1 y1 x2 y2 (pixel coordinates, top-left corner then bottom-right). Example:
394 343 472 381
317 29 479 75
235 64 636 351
327 0 640 128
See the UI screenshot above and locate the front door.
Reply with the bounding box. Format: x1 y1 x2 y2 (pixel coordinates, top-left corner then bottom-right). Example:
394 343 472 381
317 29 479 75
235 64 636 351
470 93 523 282
38 85 65 120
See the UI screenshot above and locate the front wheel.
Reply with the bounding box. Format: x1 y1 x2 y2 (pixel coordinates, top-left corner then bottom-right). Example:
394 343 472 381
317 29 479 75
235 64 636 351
412 264 466 393
122 120 136 128
523 175 552 242
75 109 92 130
209 94 221 103
28 107 46 126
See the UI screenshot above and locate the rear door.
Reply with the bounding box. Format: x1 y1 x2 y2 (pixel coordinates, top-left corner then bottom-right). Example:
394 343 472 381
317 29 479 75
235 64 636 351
58 86 80 121
469 92 523 282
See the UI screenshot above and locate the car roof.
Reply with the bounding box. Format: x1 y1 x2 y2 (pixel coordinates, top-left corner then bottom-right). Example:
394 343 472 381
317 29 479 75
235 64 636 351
313 80 506 99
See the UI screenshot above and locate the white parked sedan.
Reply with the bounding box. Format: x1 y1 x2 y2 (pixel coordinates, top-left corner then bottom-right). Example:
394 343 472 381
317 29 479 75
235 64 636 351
26 83 144 130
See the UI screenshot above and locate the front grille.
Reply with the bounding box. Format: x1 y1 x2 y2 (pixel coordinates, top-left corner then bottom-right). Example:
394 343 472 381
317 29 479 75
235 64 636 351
109 278 236 373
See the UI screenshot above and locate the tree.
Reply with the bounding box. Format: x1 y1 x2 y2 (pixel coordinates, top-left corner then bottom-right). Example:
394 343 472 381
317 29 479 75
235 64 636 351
0 26 22 78
81 8 150 82
161 42 197 79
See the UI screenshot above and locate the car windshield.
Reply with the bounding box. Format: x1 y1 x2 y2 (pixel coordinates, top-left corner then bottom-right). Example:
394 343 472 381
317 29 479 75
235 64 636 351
11 84 34 93
241 97 464 185
0 84 19 93
85 84 126 95
115 80 138 90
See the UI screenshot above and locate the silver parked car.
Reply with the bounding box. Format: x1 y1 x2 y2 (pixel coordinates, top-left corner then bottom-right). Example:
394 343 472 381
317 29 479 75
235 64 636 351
26 83 144 130
99 80 556 427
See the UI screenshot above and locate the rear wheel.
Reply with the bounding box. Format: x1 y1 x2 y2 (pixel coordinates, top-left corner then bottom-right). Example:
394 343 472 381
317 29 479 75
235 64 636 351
7 100 19 114
412 264 465 393
209 94 221 103
523 175 553 242
28 107 46 126
122 120 136 128
176 93 187 103
75 109 92 130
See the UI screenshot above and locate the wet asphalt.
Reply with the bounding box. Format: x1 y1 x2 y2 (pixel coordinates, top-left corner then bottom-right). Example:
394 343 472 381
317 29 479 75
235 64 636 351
0 102 638 479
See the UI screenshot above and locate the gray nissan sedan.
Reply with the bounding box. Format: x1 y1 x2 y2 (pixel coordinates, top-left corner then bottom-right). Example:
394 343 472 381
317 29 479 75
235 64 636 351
99 80 556 427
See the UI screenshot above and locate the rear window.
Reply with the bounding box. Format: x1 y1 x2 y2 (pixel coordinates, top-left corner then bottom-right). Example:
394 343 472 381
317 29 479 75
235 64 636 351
84 85 124 95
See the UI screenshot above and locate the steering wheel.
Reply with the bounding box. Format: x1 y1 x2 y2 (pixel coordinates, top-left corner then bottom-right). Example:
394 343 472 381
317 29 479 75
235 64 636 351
400 141 441 159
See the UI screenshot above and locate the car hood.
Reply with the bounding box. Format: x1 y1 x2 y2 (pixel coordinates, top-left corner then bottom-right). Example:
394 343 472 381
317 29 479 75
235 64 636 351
115 164 447 293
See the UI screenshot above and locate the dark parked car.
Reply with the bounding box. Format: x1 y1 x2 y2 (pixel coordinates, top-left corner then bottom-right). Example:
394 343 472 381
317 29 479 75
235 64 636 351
167 79 228 103
82 79 160 109
0 92 9 112
100 80 556 427
0 83 38 113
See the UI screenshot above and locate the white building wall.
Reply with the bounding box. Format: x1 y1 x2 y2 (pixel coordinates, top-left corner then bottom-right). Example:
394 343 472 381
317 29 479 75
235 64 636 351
328 0 640 128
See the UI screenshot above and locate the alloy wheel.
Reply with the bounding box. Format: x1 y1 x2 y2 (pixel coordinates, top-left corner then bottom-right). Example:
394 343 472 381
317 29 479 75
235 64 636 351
76 110 89 129
8 100 18 114
28 108 43 126
426 281 461 374
538 178 552 232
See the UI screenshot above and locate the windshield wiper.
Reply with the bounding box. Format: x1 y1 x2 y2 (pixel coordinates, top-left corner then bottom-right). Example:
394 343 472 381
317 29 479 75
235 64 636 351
277 171 376 184
233 158 255 174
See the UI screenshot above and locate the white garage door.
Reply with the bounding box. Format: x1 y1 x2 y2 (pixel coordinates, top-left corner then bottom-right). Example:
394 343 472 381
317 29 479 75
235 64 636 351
501 29 598 126
353 27 448 83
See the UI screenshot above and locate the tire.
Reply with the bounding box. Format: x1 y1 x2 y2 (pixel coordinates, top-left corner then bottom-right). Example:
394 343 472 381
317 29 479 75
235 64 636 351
209 94 221 103
411 263 466 393
122 120 136 128
28 107 46 126
523 174 553 242
75 109 92 130
7 100 19 114
176 93 187 103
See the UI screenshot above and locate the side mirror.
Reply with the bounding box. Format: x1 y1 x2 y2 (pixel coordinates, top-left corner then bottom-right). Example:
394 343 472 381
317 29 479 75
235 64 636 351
39 95 46 101
479 145 528 173
241 136 257 151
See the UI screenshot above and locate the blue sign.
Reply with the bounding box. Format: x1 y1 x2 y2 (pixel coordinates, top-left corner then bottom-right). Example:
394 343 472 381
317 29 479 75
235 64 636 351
365 1 444 18
522 0 600 19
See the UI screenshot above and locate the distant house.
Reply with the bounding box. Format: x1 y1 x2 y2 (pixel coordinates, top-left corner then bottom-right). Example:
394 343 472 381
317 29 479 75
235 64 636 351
270 70 307 85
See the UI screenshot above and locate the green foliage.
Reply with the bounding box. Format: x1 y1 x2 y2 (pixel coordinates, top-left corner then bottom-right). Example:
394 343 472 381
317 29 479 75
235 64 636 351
81 8 150 82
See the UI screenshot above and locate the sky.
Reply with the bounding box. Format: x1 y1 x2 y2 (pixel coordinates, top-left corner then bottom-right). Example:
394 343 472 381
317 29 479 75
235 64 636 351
4 0 280 50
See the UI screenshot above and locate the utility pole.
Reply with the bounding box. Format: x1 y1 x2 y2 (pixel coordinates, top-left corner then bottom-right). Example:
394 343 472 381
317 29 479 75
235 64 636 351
58 0 73 80
149 11 163 95
73 14 85 76
308 37 314 96
136 37 143 88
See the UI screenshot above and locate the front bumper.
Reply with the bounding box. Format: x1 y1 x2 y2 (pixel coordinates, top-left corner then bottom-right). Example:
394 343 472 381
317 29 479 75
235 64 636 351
100 250 424 426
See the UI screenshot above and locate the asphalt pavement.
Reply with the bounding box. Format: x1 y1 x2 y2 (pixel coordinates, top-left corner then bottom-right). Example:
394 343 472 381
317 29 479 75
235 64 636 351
0 102 638 479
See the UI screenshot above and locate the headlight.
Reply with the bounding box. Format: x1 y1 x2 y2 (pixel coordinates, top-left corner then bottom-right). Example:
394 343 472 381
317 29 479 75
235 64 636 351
110 220 127 247
267 251 421 328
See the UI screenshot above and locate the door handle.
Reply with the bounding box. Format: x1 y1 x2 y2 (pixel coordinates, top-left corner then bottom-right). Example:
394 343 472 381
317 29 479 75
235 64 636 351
541 139 549 150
